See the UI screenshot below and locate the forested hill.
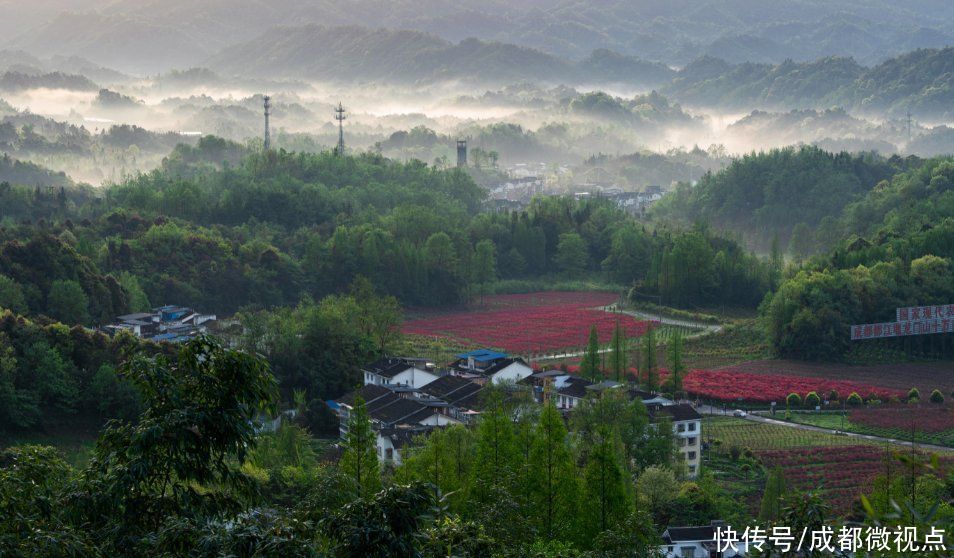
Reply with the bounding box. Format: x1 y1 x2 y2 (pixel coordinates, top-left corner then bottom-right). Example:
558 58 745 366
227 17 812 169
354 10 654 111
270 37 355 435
0 143 773 324
205 24 674 88
9 0 953 73
763 159 954 360
650 146 912 253
665 47 954 119
0 153 73 188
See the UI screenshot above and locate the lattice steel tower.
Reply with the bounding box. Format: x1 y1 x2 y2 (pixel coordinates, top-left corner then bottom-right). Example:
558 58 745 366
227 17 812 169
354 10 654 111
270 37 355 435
263 95 272 150
335 102 347 155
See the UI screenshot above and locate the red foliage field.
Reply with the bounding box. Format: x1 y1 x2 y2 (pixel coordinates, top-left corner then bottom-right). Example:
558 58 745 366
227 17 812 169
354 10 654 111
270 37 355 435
681 369 903 403
758 445 886 515
850 405 954 434
714 360 954 394
403 291 653 354
758 445 953 516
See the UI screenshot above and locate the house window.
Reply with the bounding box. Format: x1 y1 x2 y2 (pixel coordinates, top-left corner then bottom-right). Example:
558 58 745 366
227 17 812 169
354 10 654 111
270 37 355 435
385 448 393 460
680 547 695 558
677 423 686 433
688 465 697 475
688 422 697 432
687 451 696 460
376 446 382 456
687 437 697 446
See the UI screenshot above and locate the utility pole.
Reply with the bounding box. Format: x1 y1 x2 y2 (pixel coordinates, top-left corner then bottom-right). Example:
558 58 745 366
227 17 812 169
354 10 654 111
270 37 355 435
335 102 347 156
263 95 271 151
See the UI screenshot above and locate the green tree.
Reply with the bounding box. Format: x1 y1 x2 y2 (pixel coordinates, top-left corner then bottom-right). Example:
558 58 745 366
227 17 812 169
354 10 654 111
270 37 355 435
47 279 90 324
847 392 863 406
908 388 921 402
759 466 787 522
608 320 627 382
667 329 685 395
80 336 278 541
340 394 381 496
930 389 944 404
637 465 679 525
0 274 28 314
351 276 403 353
117 272 150 313
640 327 659 392
529 402 578 540
805 391 821 409
787 392 802 408
582 426 633 535
579 325 601 380
788 222 814 259
555 232 587 277
470 389 518 505
472 239 496 306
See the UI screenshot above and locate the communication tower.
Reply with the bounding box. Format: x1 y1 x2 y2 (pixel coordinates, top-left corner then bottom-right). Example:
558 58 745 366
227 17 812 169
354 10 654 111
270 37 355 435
335 102 347 155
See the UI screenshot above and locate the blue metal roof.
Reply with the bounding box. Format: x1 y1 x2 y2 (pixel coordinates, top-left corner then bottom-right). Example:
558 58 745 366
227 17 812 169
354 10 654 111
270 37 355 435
456 349 507 361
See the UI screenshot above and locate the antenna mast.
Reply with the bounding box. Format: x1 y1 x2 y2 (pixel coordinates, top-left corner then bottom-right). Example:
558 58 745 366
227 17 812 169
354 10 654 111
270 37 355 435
263 94 271 150
335 102 347 155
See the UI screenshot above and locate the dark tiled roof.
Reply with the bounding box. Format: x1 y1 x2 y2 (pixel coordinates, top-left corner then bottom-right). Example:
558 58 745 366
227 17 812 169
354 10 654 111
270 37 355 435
335 384 393 408
557 376 593 399
649 403 701 422
664 525 715 543
362 357 416 379
369 397 433 426
419 375 484 404
379 426 433 449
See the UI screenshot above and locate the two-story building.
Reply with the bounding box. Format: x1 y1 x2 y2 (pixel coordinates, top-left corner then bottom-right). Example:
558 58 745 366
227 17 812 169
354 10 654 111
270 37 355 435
649 403 703 477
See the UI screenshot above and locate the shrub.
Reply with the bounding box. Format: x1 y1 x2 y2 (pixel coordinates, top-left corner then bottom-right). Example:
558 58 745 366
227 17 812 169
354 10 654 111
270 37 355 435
907 388 920 403
729 445 741 461
828 389 839 402
930 389 945 404
847 392 863 406
805 391 821 409
786 393 802 408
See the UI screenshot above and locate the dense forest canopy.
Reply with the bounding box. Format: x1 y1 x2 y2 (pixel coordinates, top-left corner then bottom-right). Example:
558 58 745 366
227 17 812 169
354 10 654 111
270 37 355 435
762 159 954 360
651 146 914 252
0 142 772 319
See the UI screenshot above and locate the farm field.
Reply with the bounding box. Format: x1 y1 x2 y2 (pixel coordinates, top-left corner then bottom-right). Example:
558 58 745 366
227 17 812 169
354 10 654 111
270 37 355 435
717 359 954 395
703 416 877 451
757 445 892 516
403 291 652 355
682 319 769 369
785 406 954 447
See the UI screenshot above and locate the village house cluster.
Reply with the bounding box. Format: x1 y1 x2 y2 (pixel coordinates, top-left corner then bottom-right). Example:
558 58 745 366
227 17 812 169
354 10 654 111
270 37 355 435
104 305 217 343
329 348 702 476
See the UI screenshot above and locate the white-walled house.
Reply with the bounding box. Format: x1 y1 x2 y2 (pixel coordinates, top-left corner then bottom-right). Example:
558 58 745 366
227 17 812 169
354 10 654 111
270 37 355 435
649 403 703 478
450 349 533 385
661 521 748 557
330 383 461 462
362 357 439 389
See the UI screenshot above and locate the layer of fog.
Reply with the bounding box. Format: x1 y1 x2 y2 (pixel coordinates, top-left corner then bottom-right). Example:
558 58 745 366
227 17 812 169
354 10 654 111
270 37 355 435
2 75 951 187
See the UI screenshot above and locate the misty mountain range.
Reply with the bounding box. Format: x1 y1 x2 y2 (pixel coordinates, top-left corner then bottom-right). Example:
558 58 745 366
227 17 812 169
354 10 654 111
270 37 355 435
3 0 952 75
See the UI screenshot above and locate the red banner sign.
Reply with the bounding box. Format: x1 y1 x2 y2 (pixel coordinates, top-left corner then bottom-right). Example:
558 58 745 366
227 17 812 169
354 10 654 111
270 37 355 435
852 318 954 340
896 305 954 322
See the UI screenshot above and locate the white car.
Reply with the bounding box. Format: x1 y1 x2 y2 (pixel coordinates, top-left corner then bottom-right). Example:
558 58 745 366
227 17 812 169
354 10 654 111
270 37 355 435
733 409 747 417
